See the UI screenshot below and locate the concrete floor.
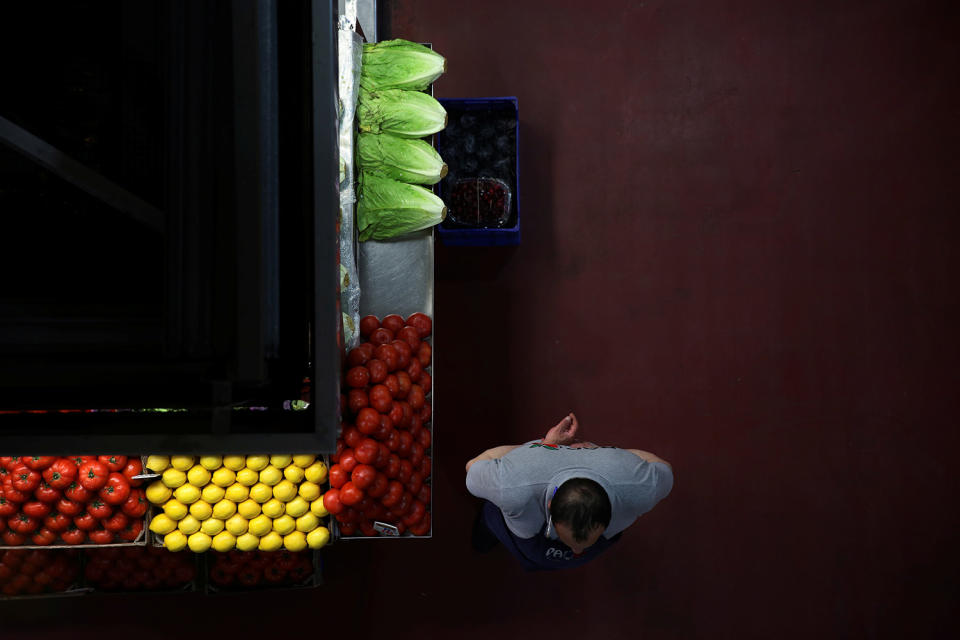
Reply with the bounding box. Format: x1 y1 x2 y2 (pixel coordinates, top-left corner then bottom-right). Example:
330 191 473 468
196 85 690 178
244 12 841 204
3 1 958 638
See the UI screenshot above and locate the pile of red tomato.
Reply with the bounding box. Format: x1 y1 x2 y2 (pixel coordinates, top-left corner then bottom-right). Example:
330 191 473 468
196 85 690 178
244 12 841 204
84 546 196 591
208 550 315 589
323 312 433 537
0 456 148 546
0 549 80 596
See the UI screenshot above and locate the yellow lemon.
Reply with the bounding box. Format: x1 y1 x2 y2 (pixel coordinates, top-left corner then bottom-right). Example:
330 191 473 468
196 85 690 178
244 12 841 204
222 455 246 471
237 499 262 519
304 461 328 484
248 514 273 537
170 455 195 471
163 499 188 521
173 484 200 505
224 483 249 503
201 517 224 536
244 455 269 471
273 480 297 503
187 531 212 553
164 530 188 551
189 500 213 520
177 514 201 535
211 530 236 552
235 532 260 551
235 468 259 487
310 497 329 518
272 514 296 535
146 480 172 505
199 455 223 471
145 455 170 473
211 467 236 488
161 468 186 489
201 484 225 504
212 498 237 520
282 530 308 552
258 531 283 551
292 454 316 468
283 465 305 484
258 465 282 486
225 513 248 536
262 498 285 519
295 512 319 533
284 496 309 518
269 454 292 469
186 465 211 487
148 513 177 535
306 526 330 549
249 482 273 504
298 481 321 502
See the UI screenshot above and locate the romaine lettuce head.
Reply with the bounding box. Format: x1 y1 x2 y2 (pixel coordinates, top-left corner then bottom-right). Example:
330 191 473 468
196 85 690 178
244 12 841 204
357 171 447 241
357 133 448 185
360 39 446 91
358 88 448 138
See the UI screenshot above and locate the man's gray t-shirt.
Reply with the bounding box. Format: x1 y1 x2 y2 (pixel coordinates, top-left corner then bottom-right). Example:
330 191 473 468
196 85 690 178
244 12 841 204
466 442 673 540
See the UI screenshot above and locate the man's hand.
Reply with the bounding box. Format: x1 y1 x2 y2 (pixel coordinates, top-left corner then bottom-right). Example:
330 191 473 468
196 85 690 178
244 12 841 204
542 413 579 446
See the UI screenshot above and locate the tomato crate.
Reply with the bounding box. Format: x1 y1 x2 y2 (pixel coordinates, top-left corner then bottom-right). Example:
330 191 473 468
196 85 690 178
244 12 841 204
203 549 322 593
81 545 200 593
435 97 520 246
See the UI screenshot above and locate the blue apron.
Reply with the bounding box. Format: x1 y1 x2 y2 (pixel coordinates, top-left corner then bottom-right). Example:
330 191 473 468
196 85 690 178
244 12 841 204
481 500 621 571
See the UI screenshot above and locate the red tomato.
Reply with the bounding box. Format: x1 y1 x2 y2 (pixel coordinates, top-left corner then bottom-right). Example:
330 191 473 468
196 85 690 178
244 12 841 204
2 478 28 503
347 389 369 414
99 473 131 506
339 449 358 473
339 482 363 506
393 491 412 517
338 521 357 536
385 429 400 452
369 327 394 345
322 489 344 515
22 501 51 519
359 315 380 338
345 366 370 388
406 312 432 337
397 459 413 484
416 484 431 504
383 374 399 398
367 472 389 498
86 499 112 520
397 326 421 350
0 456 13 470
408 384 426 410
89 528 115 545
373 415 392 440
406 357 422 382
417 342 432 367
9 513 38 534
375 443 390 469
351 464 376 490
398 402 414 430
395 371 412 399
420 371 432 395
418 427 431 449
0 493 15 517
397 431 414 458
74 513 98 531
121 459 143 487
355 408 380 436
10 465 41 493
374 344 399 372
381 481 403 508
98 455 127 472
346 346 370 368
118 518 143 542
328 464 347 489
55 498 83 517
390 340 412 369
409 512 431 536
388 401 404 426
342 425 364 449
42 459 77 489
381 314 404 334
69 455 96 468
44 512 70 533
420 402 432 423
385 455 401 479
402 500 426 527
420 456 432 479
366 359 387 384
103 511 129 533
121 489 149 518
64 481 91 503
22 456 56 471
60 526 85 545
1 530 25 546
30 528 56 546
368 384 393 413
357 342 376 359
410 442 425 468
78 461 109 491
406 472 424 496
34 482 61 503
410 412 423 437
336 507 359 524
354 438 379 465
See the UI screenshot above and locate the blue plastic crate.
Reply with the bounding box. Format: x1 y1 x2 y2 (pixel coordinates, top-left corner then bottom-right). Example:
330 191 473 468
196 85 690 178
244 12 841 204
436 97 520 246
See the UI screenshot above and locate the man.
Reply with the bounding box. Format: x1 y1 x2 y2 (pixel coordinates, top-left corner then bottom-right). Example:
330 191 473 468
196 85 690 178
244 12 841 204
465 413 673 571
